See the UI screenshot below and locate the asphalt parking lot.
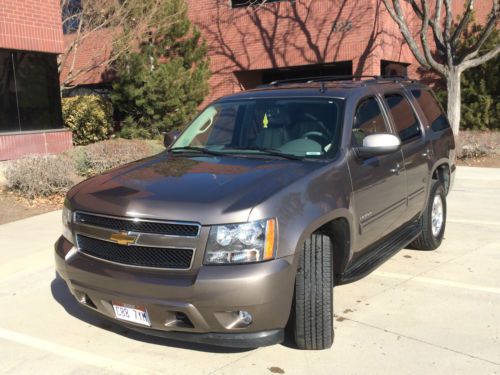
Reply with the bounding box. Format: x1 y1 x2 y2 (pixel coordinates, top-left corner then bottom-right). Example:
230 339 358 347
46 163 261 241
0 166 499 375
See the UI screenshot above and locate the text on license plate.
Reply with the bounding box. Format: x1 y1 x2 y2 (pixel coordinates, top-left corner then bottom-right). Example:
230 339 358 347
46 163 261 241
112 301 151 326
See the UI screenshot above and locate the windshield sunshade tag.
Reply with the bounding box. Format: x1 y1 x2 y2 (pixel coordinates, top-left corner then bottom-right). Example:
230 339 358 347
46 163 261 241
263 113 269 128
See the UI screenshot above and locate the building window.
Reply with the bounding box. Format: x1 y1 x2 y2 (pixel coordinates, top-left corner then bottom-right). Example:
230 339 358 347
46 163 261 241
381 60 409 78
0 49 62 133
231 0 289 8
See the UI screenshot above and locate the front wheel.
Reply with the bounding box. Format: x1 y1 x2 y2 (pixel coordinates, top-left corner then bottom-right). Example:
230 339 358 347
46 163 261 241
411 181 447 250
293 233 334 350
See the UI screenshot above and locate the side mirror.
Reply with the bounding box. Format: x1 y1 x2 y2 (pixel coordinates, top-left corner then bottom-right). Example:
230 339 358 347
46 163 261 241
355 133 401 158
163 131 180 148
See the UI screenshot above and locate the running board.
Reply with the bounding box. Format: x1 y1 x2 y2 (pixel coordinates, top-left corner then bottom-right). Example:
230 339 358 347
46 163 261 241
338 221 421 284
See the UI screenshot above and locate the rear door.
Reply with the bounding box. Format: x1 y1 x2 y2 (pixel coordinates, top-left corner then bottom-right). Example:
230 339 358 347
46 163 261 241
348 96 407 254
382 92 429 222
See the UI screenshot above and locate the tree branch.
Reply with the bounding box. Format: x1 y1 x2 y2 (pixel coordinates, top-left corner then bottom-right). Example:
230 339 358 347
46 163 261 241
443 0 454 66
460 2 499 63
420 0 446 74
460 43 500 70
382 0 445 73
432 0 445 47
406 0 446 51
450 0 475 46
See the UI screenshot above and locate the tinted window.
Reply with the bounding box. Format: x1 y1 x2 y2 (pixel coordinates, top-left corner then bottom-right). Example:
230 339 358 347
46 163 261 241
0 49 62 133
411 89 450 132
352 97 387 147
0 50 20 132
384 94 421 142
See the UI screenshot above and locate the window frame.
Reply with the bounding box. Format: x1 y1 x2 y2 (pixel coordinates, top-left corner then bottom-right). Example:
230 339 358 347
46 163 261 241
408 88 451 133
381 91 424 144
350 95 391 148
0 49 63 135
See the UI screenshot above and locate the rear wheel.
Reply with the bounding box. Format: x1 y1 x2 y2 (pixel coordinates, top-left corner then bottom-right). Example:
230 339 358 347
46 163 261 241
293 233 334 350
411 181 447 250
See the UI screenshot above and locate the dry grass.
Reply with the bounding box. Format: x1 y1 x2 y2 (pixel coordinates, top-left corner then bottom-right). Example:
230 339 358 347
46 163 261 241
455 131 500 160
72 139 164 177
3 139 164 200
4 154 79 199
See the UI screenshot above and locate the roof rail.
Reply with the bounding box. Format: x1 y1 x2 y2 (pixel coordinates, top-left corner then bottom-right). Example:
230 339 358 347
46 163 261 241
266 75 381 86
256 75 418 92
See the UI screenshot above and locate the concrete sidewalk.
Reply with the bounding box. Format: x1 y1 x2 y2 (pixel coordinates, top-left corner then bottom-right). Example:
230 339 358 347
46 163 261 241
0 166 499 375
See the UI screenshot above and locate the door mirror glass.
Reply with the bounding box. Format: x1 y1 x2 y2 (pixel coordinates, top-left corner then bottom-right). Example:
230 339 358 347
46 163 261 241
355 133 401 158
163 131 180 148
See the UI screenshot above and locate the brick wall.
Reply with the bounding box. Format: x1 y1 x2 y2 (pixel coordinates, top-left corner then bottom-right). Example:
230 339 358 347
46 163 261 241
0 0 64 53
188 0 494 102
0 130 72 161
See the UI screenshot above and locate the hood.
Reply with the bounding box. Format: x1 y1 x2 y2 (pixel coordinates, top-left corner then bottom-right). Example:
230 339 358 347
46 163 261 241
68 153 321 225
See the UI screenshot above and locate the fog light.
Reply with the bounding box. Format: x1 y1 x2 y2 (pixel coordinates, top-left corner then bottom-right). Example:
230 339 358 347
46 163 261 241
238 310 252 325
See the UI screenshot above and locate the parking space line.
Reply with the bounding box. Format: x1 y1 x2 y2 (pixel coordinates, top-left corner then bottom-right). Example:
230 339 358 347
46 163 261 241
448 218 500 226
0 327 152 374
373 271 500 295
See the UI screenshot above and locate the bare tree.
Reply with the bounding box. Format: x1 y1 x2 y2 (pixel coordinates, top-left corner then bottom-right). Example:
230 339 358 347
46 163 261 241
382 0 499 134
58 0 184 91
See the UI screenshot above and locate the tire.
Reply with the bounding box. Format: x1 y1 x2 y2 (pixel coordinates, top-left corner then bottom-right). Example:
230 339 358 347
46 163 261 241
293 233 334 350
411 181 447 250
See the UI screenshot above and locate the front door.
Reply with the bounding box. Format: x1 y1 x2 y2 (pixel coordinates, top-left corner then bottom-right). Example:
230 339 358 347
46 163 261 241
348 96 407 255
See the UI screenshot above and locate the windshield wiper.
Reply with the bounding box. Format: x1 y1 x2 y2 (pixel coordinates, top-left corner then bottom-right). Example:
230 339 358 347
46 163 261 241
223 146 303 161
170 146 225 156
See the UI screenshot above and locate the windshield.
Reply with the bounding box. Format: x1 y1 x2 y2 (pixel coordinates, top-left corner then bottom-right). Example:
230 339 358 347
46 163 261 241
172 98 344 159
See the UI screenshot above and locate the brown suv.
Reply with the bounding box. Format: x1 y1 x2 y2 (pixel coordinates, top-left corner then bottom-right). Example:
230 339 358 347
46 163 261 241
55 76 455 350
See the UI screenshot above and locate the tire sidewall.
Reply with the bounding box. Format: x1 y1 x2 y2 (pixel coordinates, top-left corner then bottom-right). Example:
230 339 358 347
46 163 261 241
427 182 447 247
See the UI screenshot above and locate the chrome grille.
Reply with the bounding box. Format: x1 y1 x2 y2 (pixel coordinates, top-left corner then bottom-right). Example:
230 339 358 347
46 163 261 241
75 212 200 237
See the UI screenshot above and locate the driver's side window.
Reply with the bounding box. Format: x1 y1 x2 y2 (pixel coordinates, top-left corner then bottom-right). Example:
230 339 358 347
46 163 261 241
352 97 388 147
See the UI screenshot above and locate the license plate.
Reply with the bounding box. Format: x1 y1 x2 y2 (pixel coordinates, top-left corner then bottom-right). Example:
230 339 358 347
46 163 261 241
112 301 151 326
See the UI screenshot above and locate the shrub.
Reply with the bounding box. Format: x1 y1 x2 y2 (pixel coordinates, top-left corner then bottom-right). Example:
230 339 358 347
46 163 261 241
5 155 78 199
455 131 500 160
111 0 209 138
72 139 164 177
62 95 114 145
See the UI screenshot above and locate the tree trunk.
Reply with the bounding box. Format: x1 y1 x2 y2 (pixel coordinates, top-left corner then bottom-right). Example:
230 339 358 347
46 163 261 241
446 71 461 135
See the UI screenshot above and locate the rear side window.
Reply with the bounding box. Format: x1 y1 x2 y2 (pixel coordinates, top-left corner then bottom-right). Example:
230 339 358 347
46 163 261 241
352 97 387 147
411 89 450 132
384 94 422 142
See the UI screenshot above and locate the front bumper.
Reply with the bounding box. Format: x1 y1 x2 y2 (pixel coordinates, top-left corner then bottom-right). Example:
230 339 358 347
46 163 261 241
54 236 297 348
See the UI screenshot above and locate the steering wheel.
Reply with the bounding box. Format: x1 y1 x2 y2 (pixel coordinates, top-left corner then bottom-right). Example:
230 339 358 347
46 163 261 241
302 131 331 147
303 113 330 135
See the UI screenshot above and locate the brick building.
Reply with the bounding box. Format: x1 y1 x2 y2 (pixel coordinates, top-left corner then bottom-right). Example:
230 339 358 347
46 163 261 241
0 0 70 160
60 0 493 105
187 0 493 103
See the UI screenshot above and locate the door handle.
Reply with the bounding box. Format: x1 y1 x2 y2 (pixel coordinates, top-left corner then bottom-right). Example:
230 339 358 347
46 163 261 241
422 148 432 159
390 163 402 175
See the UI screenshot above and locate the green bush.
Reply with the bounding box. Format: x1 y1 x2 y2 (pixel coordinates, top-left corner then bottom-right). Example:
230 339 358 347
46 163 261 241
5 155 78 199
62 95 114 145
111 0 209 138
72 139 164 177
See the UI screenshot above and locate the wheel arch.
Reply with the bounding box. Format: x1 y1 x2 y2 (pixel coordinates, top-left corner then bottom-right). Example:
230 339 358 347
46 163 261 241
294 213 353 283
431 161 451 194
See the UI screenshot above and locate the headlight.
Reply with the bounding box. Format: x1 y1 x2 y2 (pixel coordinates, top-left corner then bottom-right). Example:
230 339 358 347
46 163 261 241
62 205 73 244
204 219 276 264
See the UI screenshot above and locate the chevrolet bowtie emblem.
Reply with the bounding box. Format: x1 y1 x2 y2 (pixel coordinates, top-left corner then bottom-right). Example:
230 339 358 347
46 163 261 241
110 232 137 246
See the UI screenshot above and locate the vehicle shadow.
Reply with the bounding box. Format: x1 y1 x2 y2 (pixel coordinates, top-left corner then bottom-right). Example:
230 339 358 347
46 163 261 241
50 274 253 354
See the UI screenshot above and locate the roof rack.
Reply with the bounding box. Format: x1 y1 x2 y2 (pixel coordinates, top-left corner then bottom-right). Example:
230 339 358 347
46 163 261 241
262 75 417 88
